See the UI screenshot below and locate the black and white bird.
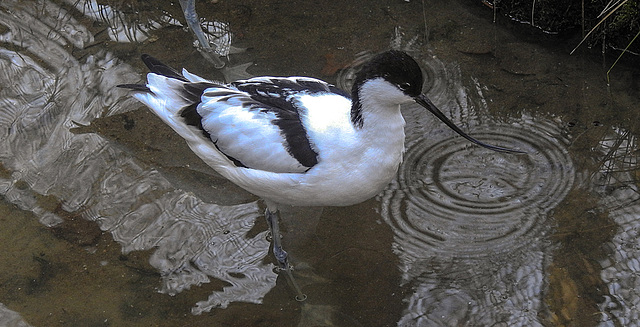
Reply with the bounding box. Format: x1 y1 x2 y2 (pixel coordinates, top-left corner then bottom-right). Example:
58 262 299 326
118 50 522 299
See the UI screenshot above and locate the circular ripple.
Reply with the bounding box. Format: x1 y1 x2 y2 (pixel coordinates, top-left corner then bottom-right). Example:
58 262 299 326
381 118 575 257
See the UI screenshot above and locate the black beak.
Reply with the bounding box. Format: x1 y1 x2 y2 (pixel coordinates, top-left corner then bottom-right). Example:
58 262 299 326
414 94 526 154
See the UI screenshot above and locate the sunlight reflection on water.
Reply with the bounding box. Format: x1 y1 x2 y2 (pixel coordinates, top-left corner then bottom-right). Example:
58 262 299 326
592 129 640 326
0 0 275 316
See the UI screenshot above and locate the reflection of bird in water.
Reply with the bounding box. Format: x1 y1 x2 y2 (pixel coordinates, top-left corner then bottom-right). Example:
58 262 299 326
179 0 225 68
118 50 523 300
72 0 238 70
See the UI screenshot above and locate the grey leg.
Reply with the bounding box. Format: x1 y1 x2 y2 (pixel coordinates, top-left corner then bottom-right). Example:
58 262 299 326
265 208 307 301
265 208 288 266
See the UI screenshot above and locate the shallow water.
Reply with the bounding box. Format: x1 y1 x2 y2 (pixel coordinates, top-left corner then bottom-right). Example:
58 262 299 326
0 0 639 326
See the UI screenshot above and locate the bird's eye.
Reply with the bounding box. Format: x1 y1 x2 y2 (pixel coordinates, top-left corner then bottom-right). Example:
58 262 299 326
399 82 411 90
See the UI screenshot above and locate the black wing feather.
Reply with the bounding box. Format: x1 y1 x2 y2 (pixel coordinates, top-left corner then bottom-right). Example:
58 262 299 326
232 78 332 168
140 54 189 82
120 56 356 171
116 83 150 92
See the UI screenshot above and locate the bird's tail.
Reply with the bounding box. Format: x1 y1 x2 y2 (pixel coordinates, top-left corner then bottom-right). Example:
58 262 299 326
117 54 218 117
117 55 238 170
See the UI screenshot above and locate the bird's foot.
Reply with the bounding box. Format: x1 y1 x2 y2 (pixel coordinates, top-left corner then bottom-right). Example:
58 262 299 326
266 207 307 302
277 261 307 302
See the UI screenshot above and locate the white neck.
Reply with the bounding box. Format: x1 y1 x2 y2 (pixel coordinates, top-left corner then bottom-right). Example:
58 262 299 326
351 78 408 177
354 77 409 139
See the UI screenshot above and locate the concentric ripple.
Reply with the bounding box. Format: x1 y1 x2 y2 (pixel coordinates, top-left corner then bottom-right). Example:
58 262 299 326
381 116 575 258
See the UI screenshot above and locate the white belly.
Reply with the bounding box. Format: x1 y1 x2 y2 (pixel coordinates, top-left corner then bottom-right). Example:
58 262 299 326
228 151 403 207
221 111 407 207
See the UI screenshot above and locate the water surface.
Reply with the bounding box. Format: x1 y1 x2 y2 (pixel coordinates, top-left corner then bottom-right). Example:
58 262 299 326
0 0 639 326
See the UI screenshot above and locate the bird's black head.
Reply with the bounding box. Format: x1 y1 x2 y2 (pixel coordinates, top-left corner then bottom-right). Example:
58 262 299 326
351 50 525 154
351 50 424 98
